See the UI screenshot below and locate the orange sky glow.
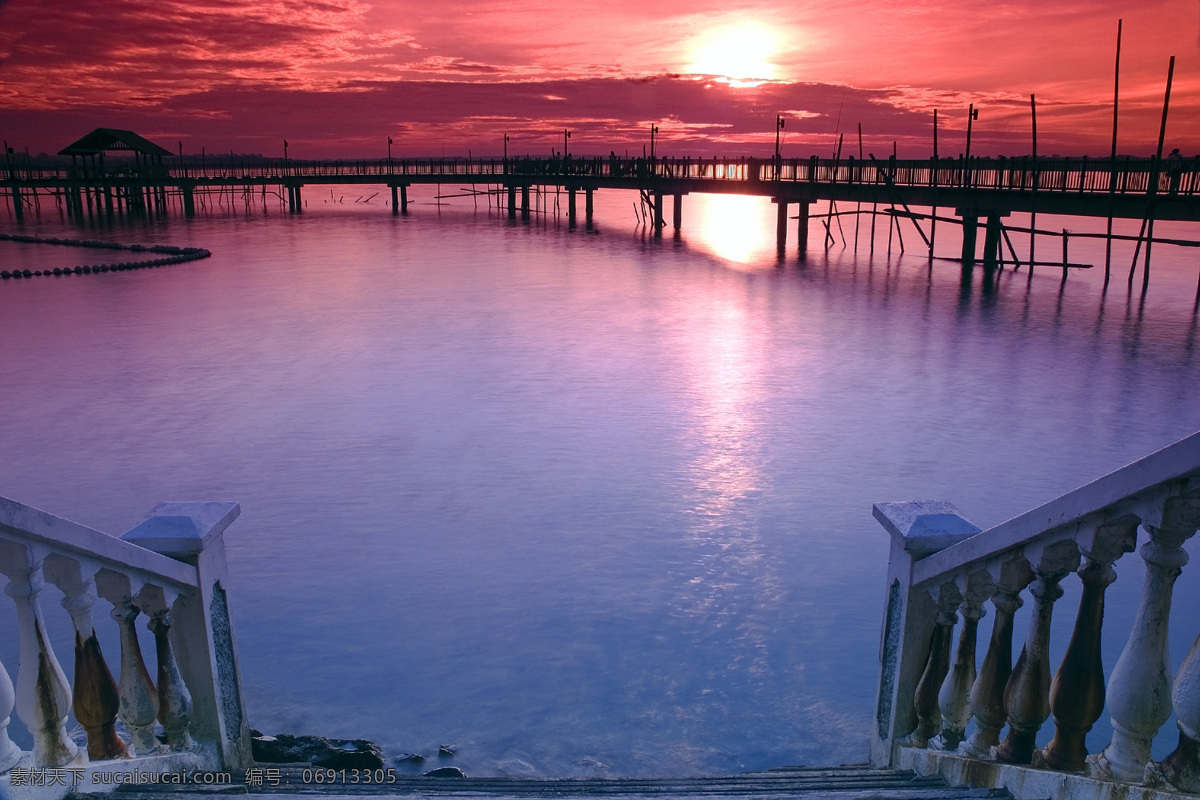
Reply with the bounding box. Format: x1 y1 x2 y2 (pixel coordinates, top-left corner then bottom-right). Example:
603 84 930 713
0 0 1197 159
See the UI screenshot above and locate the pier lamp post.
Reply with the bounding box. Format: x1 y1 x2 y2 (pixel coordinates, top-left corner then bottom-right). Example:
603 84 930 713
964 104 978 186
283 139 289 175
650 124 659 160
563 129 571 157
775 115 785 179
933 109 939 159
965 104 978 159
387 136 393 175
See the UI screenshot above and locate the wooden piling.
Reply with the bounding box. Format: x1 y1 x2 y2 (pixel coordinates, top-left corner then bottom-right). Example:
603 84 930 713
1062 229 1070 284
983 215 1002 269
961 213 979 265
797 201 810 255
777 199 789 253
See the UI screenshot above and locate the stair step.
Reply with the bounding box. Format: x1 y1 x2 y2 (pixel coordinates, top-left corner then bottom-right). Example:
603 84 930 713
104 765 1010 800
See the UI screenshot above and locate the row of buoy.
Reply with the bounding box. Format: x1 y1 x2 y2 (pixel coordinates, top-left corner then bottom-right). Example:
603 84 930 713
0 232 211 280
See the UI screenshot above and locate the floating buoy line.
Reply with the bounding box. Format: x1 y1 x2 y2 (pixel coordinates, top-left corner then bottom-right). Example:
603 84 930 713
0 232 211 280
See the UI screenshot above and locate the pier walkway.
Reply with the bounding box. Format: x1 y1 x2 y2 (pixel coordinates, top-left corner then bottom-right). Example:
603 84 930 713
5 154 1200 267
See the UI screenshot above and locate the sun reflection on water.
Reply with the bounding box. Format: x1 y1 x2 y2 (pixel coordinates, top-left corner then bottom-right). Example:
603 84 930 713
670 287 786 680
686 194 775 267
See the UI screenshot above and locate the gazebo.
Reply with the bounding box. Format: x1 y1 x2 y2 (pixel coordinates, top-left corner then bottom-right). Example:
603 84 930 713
58 128 172 173
56 128 176 215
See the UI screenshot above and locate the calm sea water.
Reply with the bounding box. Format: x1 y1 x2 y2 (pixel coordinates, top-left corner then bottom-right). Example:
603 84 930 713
1 187 1199 777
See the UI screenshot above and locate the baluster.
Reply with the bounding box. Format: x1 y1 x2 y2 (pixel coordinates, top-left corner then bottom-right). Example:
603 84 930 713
0 543 79 767
1146 628 1200 792
932 569 995 751
1091 494 1200 782
95 571 160 756
961 557 1034 757
0 657 20 772
1040 518 1138 771
141 588 195 750
43 555 127 760
903 580 963 747
995 539 1080 764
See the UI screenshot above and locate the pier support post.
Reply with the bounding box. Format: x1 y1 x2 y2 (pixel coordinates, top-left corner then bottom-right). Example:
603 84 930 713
797 202 811 256
182 185 195 217
567 188 577 227
508 185 517 220
653 193 664 234
294 184 303 213
672 194 682 231
390 185 399 216
585 189 594 225
958 211 980 266
521 186 530 220
400 185 408 215
776 199 789 253
10 185 22 222
983 214 1003 270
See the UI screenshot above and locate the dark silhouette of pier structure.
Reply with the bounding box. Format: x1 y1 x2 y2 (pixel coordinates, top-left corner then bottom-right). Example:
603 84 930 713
5 136 1200 281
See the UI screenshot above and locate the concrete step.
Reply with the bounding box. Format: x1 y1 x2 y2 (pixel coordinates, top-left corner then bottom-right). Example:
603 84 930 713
105 765 1011 800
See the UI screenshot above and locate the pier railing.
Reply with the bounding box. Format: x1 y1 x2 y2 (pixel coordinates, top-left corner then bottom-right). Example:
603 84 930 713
0 496 251 796
872 431 1200 800
4 155 1198 197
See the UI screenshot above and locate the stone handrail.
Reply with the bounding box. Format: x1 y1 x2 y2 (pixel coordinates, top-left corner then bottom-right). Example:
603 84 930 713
0 496 251 798
871 431 1200 800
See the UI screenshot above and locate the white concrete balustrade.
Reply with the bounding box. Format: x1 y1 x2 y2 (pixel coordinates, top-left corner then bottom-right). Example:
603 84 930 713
873 431 1200 800
0 497 251 799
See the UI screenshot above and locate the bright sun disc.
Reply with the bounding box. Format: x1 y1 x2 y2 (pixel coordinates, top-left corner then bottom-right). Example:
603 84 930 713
687 25 777 85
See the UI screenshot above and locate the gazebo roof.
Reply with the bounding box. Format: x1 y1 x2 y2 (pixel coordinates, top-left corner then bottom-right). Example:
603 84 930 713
58 128 172 157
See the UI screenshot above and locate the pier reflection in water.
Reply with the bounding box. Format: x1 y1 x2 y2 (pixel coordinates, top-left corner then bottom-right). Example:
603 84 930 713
0 188 1197 777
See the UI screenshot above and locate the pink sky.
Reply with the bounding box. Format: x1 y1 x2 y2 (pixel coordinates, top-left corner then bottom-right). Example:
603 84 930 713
0 0 1197 158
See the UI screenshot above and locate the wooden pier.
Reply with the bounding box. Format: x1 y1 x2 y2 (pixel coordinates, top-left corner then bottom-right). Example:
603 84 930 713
5 152 1200 276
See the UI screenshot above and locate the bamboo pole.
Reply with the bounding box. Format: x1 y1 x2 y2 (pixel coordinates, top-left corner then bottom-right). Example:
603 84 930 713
1105 19 1122 284
1030 94 1038 276
831 133 847 247
854 123 863 253
1142 55 1174 294
931 110 938 260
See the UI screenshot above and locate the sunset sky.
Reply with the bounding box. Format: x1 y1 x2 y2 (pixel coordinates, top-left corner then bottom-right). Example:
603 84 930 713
0 0 1197 159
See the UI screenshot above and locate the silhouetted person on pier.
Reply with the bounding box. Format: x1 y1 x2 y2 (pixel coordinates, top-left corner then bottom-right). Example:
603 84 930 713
1169 148 1184 194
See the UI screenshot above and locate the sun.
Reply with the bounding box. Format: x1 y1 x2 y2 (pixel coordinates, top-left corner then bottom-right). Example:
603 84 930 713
686 24 779 86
